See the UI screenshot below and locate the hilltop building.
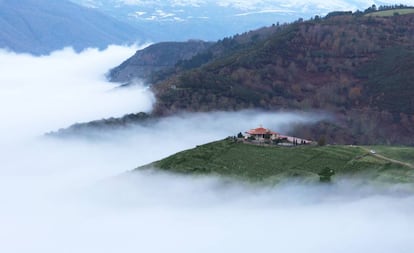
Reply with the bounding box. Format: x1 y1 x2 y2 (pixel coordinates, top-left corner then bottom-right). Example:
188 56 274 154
244 125 313 146
245 126 279 141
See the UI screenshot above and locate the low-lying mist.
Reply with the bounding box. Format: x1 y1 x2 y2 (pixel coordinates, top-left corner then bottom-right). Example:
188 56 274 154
0 46 154 141
1 46 414 253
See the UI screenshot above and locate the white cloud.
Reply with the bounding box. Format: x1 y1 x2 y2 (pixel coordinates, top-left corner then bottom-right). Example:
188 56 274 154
0 45 154 141
112 0 413 12
117 0 147 5
171 0 206 7
235 9 295 16
1 43 414 253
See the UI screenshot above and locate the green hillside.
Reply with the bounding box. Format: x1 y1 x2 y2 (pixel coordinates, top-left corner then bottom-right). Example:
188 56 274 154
137 139 414 184
366 146 414 164
366 8 414 17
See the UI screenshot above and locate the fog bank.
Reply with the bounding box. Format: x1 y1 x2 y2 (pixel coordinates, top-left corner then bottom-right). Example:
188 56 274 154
1 47 414 253
0 45 154 141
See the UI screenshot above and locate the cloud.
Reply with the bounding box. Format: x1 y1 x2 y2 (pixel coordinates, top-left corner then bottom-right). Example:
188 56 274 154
234 9 296 16
0 45 154 141
113 0 413 13
1 46 414 253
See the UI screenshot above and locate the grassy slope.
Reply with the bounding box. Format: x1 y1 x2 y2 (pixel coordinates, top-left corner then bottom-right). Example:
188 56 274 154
366 9 414 17
367 146 414 164
139 139 414 184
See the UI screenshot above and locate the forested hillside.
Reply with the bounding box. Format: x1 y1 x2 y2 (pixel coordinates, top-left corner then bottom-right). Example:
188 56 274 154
148 13 414 145
109 41 213 83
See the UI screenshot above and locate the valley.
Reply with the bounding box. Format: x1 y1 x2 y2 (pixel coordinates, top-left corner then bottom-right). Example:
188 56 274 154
2 3 414 253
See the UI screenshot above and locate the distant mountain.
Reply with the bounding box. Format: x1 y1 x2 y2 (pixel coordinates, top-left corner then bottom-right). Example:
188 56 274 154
71 0 414 42
0 0 147 55
48 112 155 138
70 0 318 42
109 40 213 83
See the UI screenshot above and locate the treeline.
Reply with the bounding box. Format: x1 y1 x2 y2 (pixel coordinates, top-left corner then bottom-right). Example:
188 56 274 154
325 4 414 18
171 3 414 74
366 4 414 13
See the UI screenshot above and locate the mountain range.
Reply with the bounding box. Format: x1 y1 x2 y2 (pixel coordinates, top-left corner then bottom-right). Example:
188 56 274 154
71 0 414 41
3 0 413 54
0 0 146 54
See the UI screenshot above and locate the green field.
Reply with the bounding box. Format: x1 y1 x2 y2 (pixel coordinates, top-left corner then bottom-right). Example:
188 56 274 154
366 146 414 164
137 139 414 184
366 8 414 17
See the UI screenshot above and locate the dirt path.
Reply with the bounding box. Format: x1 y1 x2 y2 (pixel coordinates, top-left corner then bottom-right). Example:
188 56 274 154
360 147 414 169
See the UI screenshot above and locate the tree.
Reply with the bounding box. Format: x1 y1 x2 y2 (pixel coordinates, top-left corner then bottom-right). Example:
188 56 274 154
237 132 244 138
348 86 362 100
318 167 335 182
318 136 327 146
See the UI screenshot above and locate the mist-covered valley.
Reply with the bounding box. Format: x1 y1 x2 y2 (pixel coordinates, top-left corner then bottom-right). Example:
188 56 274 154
1 46 414 253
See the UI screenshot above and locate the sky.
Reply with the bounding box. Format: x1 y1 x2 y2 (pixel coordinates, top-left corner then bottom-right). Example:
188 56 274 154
111 0 414 11
1 45 414 253
71 0 414 42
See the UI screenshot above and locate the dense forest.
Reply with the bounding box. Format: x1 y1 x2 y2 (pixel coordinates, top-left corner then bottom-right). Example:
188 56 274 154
109 41 213 83
144 12 414 145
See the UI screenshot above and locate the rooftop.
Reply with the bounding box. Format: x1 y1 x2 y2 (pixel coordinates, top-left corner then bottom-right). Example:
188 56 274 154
246 126 278 135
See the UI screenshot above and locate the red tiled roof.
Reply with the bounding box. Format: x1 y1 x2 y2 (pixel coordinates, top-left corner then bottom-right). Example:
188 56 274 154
246 127 278 135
